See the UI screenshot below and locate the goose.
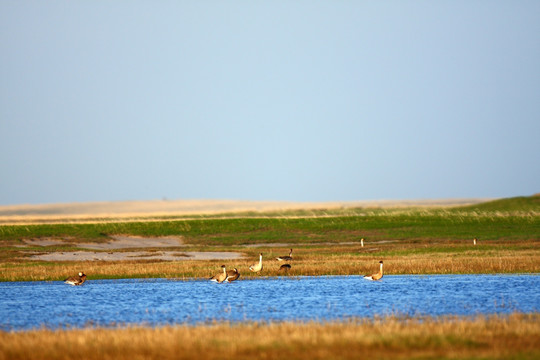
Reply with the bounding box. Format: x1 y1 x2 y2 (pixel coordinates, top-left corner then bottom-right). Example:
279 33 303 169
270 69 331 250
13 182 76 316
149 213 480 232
249 253 263 273
210 265 229 283
278 264 291 272
64 272 86 286
363 261 383 281
276 249 293 262
226 268 240 282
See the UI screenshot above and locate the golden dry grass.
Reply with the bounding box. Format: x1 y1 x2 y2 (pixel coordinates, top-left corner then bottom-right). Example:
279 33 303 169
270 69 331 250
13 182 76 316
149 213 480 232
1 313 539 360
1 241 539 281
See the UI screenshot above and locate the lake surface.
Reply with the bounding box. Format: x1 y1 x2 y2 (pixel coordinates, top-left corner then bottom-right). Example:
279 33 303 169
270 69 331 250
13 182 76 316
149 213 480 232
1 275 539 331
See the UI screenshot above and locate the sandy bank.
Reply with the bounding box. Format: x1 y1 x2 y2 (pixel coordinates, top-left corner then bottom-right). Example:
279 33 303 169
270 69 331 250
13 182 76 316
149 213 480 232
23 235 184 249
27 251 243 262
21 235 242 262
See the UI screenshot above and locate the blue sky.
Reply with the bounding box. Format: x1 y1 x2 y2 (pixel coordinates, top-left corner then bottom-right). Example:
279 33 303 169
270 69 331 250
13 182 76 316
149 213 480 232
1 1 539 205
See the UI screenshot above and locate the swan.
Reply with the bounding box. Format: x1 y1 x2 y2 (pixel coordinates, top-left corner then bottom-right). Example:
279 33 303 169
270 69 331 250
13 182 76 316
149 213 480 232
64 272 86 286
226 268 240 282
210 265 229 283
249 253 263 273
276 249 293 262
363 261 383 281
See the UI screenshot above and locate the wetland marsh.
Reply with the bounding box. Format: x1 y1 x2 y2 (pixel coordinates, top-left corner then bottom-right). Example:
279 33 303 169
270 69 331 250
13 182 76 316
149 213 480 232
0 196 539 359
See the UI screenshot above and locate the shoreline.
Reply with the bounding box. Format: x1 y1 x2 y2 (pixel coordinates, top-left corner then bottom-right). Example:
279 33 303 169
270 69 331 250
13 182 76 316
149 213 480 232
2 273 539 283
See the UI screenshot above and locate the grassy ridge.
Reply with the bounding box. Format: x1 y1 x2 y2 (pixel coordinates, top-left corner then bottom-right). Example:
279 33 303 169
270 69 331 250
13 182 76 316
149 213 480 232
1 313 539 360
456 194 540 212
1 211 538 246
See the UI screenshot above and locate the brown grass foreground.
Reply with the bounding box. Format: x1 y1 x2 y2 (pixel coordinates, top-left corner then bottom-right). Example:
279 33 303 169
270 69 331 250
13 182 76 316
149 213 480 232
1 313 539 360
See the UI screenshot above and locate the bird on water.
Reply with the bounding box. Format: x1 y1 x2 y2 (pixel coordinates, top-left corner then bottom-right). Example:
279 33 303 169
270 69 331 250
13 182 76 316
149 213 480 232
363 261 384 281
226 268 240 282
64 272 87 286
210 265 229 283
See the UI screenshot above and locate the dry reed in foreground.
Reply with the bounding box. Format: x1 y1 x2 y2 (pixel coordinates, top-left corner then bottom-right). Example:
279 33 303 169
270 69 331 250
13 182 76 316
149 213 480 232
1 313 539 360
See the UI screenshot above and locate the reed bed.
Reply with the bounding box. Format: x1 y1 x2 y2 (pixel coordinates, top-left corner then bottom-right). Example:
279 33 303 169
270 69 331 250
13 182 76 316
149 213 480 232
1 313 538 360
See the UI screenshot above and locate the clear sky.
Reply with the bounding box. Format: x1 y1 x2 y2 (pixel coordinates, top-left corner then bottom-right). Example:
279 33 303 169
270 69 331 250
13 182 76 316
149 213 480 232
1 1 539 205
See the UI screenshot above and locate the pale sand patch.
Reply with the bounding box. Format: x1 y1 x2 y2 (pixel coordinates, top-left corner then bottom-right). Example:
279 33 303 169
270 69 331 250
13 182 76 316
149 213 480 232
22 235 184 249
27 251 242 262
81 235 184 249
23 239 66 247
22 235 240 261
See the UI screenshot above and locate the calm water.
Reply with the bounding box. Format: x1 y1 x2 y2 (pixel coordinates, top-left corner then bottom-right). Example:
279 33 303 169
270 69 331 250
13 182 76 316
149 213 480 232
1 275 539 331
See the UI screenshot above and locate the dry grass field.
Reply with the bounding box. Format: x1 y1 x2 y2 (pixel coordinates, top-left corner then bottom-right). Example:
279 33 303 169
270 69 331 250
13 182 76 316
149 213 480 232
1 313 539 360
1 241 539 282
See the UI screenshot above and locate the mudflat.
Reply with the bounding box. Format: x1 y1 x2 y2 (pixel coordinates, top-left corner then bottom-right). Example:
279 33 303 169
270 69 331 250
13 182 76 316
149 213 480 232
21 235 242 262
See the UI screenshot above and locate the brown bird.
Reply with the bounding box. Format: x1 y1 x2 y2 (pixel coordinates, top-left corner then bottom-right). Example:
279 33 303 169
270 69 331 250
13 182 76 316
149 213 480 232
278 264 291 273
210 265 229 283
226 268 240 282
363 261 384 281
276 249 293 262
64 272 87 286
249 253 263 273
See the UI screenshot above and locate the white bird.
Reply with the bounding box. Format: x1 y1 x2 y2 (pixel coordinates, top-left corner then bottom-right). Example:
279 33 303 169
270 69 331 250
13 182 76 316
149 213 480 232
249 253 263 273
363 261 383 281
64 272 86 286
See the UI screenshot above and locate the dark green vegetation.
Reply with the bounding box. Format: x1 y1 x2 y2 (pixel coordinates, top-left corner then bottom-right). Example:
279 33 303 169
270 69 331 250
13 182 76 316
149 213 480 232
458 194 540 212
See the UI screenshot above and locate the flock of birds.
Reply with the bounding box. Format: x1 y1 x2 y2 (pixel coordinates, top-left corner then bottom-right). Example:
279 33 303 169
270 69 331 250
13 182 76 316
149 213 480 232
208 248 384 283
209 249 297 283
63 238 480 285
62 249 382 286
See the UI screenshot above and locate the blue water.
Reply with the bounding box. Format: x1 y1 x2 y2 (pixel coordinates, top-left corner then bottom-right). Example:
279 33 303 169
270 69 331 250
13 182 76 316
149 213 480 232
1 275 539 331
